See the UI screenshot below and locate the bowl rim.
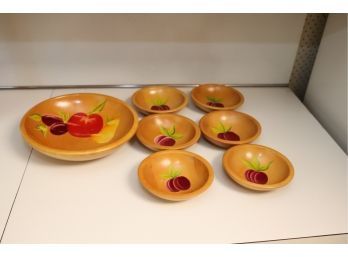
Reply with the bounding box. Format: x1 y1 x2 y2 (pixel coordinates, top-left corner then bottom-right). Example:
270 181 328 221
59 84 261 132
199 110 262 145
138 150 214 201
191 84 244 111
223 144 295 191
19 92 139 158
136 113 201 151
131 85 188 114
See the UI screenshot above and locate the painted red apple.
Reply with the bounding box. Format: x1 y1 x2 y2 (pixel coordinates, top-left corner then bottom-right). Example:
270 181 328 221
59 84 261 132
67 113 103 137
67 99 106 137
162 166 191 192
243 158 272 185
151 104 170 111
206 96 224 107
154 126 182 146
150 98 170 111
212 122 240 141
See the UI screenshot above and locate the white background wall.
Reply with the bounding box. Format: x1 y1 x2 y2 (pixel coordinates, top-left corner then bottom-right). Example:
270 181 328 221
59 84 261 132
0 14 304 86
304 14 347 153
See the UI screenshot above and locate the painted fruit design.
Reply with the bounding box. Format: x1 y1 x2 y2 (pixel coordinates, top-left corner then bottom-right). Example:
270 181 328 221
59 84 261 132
29 100 120 144
206 96 224 107
243 158 272 184
162 166 191 192
154 125 183 146
211 122 240 141
150 98 170 111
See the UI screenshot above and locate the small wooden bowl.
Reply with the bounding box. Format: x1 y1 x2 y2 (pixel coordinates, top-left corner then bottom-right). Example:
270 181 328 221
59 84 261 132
191 84 244 112
20 93 138 161
132 85 188 115
138 150 214 201
199 110 261 148
136 114 201 151
223 144 294 191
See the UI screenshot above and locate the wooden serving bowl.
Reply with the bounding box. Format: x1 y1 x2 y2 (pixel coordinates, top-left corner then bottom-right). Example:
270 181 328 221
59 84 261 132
20 93 138 161
138 150 214 201
223 144 294 191
191 84 244 112
132 85 188 115
136 114 201 151
199 110 261 148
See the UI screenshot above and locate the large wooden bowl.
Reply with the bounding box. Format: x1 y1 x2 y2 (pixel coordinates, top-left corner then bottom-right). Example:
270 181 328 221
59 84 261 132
136 114 201 151
199 110 261 148
20 93 138 161
223 144 294 191
138 150 214 201
132 85 188 115
191 84 244 112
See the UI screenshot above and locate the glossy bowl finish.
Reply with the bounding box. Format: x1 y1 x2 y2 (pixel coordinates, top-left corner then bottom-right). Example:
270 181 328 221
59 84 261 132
138 150 214 201
191 84 244 112
199 110 261 148
136 114 201 151
20 93 138 161
223 144 294 191
132 85 188 115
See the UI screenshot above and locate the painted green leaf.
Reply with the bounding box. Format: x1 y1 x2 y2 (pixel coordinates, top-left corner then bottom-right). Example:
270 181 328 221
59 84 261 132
251 157 261 170
152 98 167 106
242 159 257 170
212 122 231 134
172 133 183 140
58 111 70 123
36 124 48 137
259 161 273 171
211 127 221 134
160 126 170 136
90 99 106 114
29 114 41 122
106 118 117 125
161 165 181 179
206 96 222 103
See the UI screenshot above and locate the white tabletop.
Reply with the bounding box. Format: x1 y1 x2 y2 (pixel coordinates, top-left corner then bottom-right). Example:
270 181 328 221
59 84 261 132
0 87 347 243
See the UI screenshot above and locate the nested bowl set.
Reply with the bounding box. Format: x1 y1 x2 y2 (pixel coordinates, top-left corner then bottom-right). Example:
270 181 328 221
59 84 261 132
20 84 294 201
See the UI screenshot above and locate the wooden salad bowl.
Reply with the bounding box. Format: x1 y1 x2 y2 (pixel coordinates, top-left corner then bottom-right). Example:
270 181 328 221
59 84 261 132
20 93 138 161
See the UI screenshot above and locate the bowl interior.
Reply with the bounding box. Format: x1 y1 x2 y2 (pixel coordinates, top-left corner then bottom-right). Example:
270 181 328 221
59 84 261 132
133 86 186 111
200 111 260 143
137 114 200 149
22 93 137 151
224 144 293 187
139 151 212 198
192 84 243 108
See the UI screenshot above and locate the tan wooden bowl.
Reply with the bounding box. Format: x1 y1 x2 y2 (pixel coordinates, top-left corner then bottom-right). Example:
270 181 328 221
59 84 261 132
20 93 138 161
199 110 261 148
138 150 214 201
191 84 244 112
223 144 294 191
136 114 201 151
132 85 188 115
